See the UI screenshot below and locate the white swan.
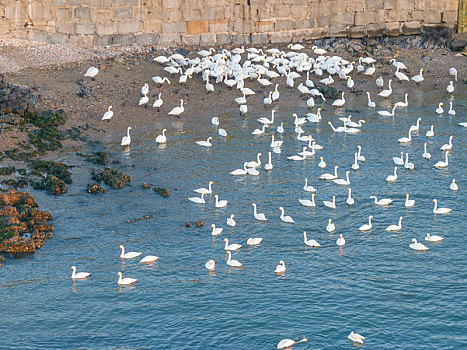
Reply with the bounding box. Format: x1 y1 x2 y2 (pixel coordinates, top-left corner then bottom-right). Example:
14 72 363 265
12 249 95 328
218 128 227 137
359 215 373 231
245 153 262 168
239 104 248 115
121 127 132 146
326 219 335 233
119 245 142 259
102 106 113 121
152 76 171 85
378 79 392 97
376 76 384 87
448 102 456 116
364 64 375 75
168 99 184 116
398 129 413 143
258 109 275 125
287 151 306 161
303 178 316 192
426 125 434 138
333 171 350 186
318 156 326 168
395 93 409 108
390 59 407 70
211 224 223 236
395 66 409 81
393 152 404 165
246 237 263 246
405 194 415 207
446 81 454 93
306 108 322 123
440 136 453 151
307 96 315 108
215 195 228 208
356 145 365 162
409 117 421 132
278 207 294 223
265 152 273 170
298 194 316 207
264 91 273 105
275 260 286 274
346 188 355 205
450 179 458 191
336 234 345 246
277 337 308 349
223 238 242 251
276 122 284 134
205 259 215 270
211 117 219 126
386 167 398 182
140 255 159 264
323 196 336 209
409 238 428 251
411 68 424 83
230 162 248 175
422 143 431 160
139 93 149 106
70 266 90 279
449 67 457 81
367 91 376 107
155 129 167 144
348 331 365 344
141 83 149 95
432 199 451 214
84 66 98 78
328 121 345 133
252 203 267 221
370 196 392 206
386 216 403 231
194 181 213 195
377 105 397 117
196 137 212 147
117 272 137 285
235 92 247 105
435 102 444 114
153 93 163 109
188 192 205 204
303 231 321 247
320 166 339 180
332 91 345 107
226 251 242 267
404 153 414 170
205 76 214 93
272 83 280 101
270 135 283 148
433 152 449 168
425 233 444 242
226 214 236 227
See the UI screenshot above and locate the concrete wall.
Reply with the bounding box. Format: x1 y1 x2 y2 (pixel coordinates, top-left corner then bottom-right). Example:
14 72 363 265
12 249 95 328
0 0 460 46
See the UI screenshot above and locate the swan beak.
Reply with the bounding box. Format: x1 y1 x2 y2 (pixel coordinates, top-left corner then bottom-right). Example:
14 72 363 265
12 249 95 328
168 82 171 85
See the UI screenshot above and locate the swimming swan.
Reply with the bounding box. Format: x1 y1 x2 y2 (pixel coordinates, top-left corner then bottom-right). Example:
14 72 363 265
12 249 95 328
70 266 90 279
117 272 137 285
359 215 373 231
303 231 321 247
119 245 142 259
279 207 294 223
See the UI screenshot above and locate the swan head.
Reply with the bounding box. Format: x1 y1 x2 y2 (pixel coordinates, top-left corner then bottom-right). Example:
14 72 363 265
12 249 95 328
406 194 409 198
211 224 215 229
117 272 122 276
119 245 124 249
279 260 285 265
452 179 456 183
208 137 213 141
71 266 76 270
247 238 252 245
369 215 374 219
214 195 218 199
369 196 375 199
328 219 332 223
346 171 350 174
432 199 436 202
222 238 227 242
230 214 235 219
128 127 132 130
411 238 416 243
390 58 395 63
109 106 113 110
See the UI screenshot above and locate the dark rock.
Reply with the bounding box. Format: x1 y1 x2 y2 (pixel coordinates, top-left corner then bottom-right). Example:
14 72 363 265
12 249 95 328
0 166 15 176
450 39 467 52
1 178 30 189
154 187 170 197
33 175 67 195
30 160 72 184
27 109 67 127
28 127 64 152
0 254 5 263
315 83 340 99
77 151 109 165
185 222 192 227
142 182 151 189
92 168 131 189
86 183 106 194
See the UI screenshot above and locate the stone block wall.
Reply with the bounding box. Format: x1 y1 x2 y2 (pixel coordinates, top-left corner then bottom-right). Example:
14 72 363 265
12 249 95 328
0 0 460 46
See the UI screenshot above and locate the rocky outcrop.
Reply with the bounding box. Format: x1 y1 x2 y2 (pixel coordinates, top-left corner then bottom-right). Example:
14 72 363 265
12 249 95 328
0 189 53 257
91 168 132 189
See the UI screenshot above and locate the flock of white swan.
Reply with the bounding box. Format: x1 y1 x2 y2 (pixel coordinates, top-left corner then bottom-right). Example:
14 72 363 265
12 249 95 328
81 43 463 347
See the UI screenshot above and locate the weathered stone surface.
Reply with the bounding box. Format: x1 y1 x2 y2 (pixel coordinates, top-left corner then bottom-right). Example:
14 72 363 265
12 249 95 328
269 31 292 43
329 25 347 37
250 33 269 45
75 22 95 35
74 7 91 20
216 32 232 45
401 21 421 35
348 25 366 38
182 34 200 46
367 23 385 37
114 7 133 19
385 21 401 36
186 20 208 35
200 33 216 45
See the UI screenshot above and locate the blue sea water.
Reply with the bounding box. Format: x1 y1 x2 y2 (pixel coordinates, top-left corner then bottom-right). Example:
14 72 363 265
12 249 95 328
0 84 466 349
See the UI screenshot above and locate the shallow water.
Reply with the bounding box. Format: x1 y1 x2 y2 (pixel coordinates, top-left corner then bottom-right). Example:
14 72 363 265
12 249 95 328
1 83 466 349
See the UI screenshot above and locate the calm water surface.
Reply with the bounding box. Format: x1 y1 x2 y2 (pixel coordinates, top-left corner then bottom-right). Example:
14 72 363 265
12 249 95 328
1 84 466 349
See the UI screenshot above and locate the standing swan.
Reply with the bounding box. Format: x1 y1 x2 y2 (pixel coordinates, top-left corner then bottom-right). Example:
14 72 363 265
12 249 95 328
155 129 167 144
168 99 184 116
102 106 113 121
366 91 375 107
121 127 132 146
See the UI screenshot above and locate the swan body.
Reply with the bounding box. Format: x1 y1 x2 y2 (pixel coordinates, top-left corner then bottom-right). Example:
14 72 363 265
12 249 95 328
386 167 398 182
235 92 247 105
211 117 219 126
264 91 273 105
303 178 316 192
426 125 434 138
117 272 137 285
226 214 236 227
359 215 373 231
370 196 392 206
346 188 355 205
318 156 326 168
405 194 415 207
70 266 90 279
223 238 242 251
433 152 449 168
141 83 149 96
119 245 142 259
356 145 365 162
320 166 339 180
378 79 392 97
449 67 457 81
446 81 454 93
348 332 365 344
239 104 248 115
121 127 132 146
378 105 397 117
332 92 345 107
409 117 421 132
153 93 163 108
395 93 409 108
215 195 228 208
326 219 335 233
211 224 223 236
364 64 375 75
395 66 409 81
450 179 458 191
272 84 280 100
139 93 149 106
102 106 113 120
436 102 444 114
226 251 242 267
398 130 413 143
328 121 345 133
440 136 453 151
306 108 322 123
276 122 284 134
411 68 424 83
140 255 159 264
425 233 444 242
386 216 403 231
287 152 306 161
279 207 294 223
275 260 286 274
404 153 414 170
307 96 315 108
205 259 215 270
155 129 167 144
230 163 248 175
432 199 451 214
169 99 184 116
152 76 171 85
247 237 263 246
367 91 376 108
245 153 262 168
376 76 384 87
409 238 428 251
323 196 336 209
390 59 407 70
218 128 227 137
448 102 456 116
333 171 350 186
252 203 267 221
258 109 276 125
188 192 205 204
277 338 308 349
196 137 213 147
336 234 345 246
298 194 316 207
84 66 98 78
422 143 431 160
270 135 283 148
303 231 321 247
393 152 404 165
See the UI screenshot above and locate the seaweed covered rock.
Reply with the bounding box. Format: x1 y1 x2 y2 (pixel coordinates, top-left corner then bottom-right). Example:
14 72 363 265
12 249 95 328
77 151 109 165
92 168 131 189
86 183 106 194
0 189 53 255
33 175 67 195
27 109 67 127
154 187 170 197
28 127 64 152
30 160 72 184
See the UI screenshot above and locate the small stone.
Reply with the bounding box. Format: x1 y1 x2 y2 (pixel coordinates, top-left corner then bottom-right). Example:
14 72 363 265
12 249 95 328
142 183 151 189
86 183 106 194
195 220 203 227
185 222 192 227
154 187 170 197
